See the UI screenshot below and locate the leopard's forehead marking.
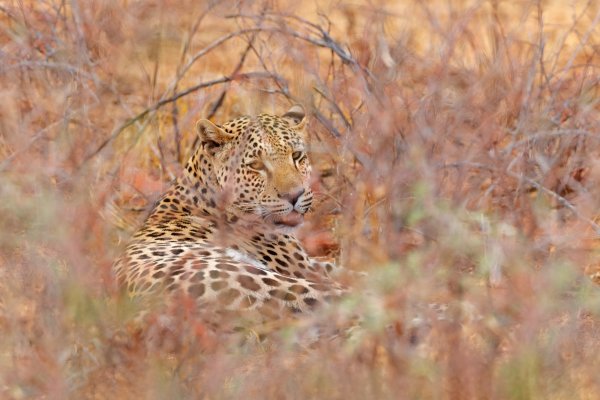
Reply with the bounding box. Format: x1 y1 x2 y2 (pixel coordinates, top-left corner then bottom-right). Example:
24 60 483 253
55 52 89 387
221 113 304 158
221 115 251 135
257 113 304 151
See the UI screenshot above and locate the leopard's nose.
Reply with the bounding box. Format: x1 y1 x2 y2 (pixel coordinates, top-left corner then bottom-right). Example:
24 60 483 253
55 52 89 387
279 187 305 206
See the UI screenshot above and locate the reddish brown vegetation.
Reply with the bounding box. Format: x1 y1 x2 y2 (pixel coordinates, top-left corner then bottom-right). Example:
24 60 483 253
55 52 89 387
1 0 600 399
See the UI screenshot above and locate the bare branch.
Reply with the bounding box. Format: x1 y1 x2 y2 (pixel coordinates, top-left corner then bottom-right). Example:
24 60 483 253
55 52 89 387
166 28 265 95
84 76 232 162
207 31 258 119
441 161 600 234
225 13 376 81
503 129 600 154
313 86 352 130
84 72 286 162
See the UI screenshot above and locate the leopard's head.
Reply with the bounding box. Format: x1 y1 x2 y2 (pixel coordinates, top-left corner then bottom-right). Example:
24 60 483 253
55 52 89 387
194 105 313 227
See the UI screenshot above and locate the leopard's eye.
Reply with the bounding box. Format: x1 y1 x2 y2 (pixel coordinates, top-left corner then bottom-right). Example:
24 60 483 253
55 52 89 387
292 151 304 161
248 160 265 171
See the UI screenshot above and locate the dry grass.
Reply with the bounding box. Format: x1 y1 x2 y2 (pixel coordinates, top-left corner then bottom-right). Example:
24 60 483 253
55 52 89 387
2 0 600 398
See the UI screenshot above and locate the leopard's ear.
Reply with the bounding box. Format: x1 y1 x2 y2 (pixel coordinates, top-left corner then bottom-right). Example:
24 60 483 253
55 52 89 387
282 104 307 131
196 119 235 153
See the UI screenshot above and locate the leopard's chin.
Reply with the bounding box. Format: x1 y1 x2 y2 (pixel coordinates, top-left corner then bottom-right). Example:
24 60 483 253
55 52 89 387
273 210 304 227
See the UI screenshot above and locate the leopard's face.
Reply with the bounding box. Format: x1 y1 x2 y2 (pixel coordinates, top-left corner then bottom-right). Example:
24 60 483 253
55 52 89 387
196 106 313 227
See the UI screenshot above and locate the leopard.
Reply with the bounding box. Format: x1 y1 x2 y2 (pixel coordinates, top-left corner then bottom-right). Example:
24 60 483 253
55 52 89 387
113 105 345 325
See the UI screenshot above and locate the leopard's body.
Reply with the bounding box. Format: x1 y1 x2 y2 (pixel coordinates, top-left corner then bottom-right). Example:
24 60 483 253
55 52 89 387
114 106 343 320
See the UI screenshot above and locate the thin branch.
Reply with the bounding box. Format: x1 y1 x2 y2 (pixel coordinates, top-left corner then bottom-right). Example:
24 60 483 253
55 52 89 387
84 76 232 162
502 129 599 154
171 9 213 162
313 86 352 130
313 111 342 138
84 72 285 162
166 28 264 95
0 115 70 171
207 31 258 119
441 161 600 234
226 13 376 81
0 5 18 22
